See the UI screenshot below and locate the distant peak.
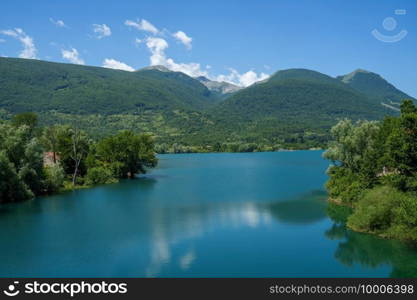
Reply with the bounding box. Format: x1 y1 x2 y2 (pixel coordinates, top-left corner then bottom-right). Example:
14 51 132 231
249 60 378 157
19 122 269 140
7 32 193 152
196 76 210 82
353 68 371 74
140 65 171 72
339 69 379 83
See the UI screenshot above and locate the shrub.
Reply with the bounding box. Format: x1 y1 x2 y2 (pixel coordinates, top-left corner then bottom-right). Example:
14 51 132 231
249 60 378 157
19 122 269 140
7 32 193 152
85 166 116 185
347 186 401 233
347 186 417 241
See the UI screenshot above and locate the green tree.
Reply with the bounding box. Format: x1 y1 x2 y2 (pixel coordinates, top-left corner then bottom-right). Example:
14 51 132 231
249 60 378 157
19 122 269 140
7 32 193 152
96 131 157 178
0 151 33 203
43 163 65 192
0 123 44 202
12 112 38 133
55 126 90 185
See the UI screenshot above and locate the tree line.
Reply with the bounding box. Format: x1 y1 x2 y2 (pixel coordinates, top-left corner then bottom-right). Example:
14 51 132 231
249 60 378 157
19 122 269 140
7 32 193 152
323 100 417 242
0 113 157 204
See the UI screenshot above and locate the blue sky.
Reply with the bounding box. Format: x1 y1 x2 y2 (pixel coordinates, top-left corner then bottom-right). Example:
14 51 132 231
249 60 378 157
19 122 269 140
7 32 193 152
1 0 416 95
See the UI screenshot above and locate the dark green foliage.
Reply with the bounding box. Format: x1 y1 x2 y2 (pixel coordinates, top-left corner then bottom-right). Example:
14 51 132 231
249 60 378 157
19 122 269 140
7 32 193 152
95 131 157 178
324 100 417 242
12 112 38 129
0 115 158 203
0 151 33 202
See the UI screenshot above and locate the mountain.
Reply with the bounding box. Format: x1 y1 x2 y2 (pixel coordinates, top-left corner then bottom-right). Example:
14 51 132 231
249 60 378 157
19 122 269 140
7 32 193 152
196 76 241 100
337 69 415 112
0 58 413 149
0 58 216 115
207 69 397 146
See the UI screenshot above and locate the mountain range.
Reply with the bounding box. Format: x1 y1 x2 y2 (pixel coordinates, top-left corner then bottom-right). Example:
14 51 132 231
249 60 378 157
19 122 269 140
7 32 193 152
0 57 414 149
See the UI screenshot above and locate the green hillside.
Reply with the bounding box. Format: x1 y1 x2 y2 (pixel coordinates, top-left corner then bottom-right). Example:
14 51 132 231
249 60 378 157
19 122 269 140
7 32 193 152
0 58 412 150
207 69 396 147
337 69 414 106
0 57 216 114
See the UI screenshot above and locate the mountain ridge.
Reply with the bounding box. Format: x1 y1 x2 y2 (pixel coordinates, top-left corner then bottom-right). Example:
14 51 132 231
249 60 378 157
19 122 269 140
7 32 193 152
0 57 413 149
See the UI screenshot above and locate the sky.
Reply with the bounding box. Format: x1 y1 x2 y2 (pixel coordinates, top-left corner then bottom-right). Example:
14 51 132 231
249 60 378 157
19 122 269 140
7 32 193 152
0 0 416 95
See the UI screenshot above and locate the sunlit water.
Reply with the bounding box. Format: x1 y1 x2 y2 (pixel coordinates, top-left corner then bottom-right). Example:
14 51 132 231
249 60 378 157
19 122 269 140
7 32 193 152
1 151 416 277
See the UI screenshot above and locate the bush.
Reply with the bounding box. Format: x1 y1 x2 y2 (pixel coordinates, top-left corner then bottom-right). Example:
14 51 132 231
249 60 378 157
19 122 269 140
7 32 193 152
43 164 65 192
347 186 400 233
85 166 116 185
347 186 417 241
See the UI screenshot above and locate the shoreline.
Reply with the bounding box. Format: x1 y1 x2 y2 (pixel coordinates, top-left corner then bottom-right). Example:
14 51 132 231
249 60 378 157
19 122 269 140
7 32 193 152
328 197 417 245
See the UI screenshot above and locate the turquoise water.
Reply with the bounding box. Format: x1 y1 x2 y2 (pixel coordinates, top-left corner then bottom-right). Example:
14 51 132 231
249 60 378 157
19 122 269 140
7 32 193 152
1 151 417 277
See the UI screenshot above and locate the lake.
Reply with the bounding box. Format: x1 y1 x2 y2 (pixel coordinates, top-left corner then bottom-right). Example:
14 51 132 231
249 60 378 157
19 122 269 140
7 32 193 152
1 151 417 277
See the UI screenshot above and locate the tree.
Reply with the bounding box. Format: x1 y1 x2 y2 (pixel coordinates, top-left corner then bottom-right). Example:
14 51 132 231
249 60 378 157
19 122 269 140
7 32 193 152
69 128 90 186
96 131 157 178
12 112 38 133
55 126 90 186
43 163 65 192
0 123 43 202
382 100 417 177
323 119 380 173
0 151 33 203
41 125 61 163
400 99 417 115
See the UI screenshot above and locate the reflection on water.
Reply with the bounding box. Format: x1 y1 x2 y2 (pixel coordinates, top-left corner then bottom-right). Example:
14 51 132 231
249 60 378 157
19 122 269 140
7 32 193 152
265 190 327 224
326 203 417 278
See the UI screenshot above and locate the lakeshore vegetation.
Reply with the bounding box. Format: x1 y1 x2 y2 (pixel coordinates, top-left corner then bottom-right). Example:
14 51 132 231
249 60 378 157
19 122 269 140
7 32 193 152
324 100 417 242
0 112 157 204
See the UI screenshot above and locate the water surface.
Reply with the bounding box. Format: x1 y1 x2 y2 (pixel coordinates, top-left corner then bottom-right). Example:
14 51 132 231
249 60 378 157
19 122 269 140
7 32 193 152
1 151 416 277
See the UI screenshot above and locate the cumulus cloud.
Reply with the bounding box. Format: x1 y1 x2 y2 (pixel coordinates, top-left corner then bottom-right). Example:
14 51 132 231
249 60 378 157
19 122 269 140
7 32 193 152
61 48 84 65
141 36 268 85
216 68 269 87
93 24 111 39
49 18 67 28
102 58 134 71
125 19 159 35
0 28 37 59
129 20 268 86
173 31 192 49
144 37 207 77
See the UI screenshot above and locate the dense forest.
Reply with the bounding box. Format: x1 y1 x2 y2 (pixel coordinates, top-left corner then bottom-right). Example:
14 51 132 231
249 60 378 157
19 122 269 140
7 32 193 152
0 112 157 204
324 100 417 242
1 57 414 151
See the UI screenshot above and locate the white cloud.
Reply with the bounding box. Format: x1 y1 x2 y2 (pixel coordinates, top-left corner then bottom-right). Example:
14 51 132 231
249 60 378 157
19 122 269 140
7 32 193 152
102 58 134 71
144 37 207 77
61 48 84 65
0 28 37 59
216 68 269 87
128 21 267 86
49 18 67 28
173 31 192 49
141 37 268 85
0 38 5 43
125 19 159 35
93 24 111 39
